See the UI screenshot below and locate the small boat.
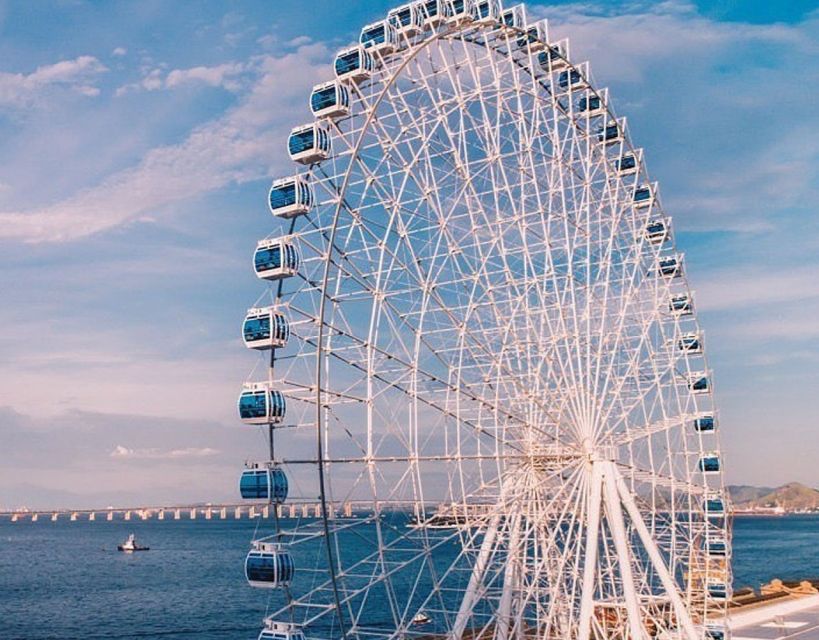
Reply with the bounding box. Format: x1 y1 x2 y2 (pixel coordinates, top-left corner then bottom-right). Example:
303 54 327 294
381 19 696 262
412 612 431 626
117 533 149 552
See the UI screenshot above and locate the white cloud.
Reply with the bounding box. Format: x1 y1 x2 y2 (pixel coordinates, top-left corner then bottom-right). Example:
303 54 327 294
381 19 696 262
110 445 220 459
695 267 819 312
0 55 107 108
165 62 246 91
112 47 127 57
2 44 330 242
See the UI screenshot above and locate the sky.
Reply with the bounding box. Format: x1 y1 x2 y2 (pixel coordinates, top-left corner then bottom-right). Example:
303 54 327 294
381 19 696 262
0 0 817 509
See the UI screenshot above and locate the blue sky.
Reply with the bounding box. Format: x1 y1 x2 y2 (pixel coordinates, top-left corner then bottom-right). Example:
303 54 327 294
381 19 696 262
0 0 817 509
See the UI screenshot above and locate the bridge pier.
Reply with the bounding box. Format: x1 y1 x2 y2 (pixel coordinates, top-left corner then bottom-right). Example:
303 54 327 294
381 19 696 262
107 511 113 521
158 510 165 520
289 504 297 518
32 513 38 522
190 508 197 520
124 511 131 521
205 508 212 520
220 507 227 519
51 513 58 522
89 512 96 521
234 507 241 519
344 502 352 517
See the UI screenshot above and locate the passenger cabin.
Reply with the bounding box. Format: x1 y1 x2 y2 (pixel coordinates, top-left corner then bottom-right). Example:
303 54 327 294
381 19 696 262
245 541 295 589
420 0 445 26
240 463 289 503
517 21 548 52
633 184 655 208
644 220 668 244
557 68 586 91
669 293 693 316
239 384 286 425
615 153 638 176
705 624 730 640
254 237 299 281
268 175 313 219
578 93 604 117
698 452 721 474
538 42 569 71
334 46 375 83
694 415 716 433
500 4 525 31
288 123 330 164
243 307 290 350
706 536 728 557
474 0 502 24
310 81 350 119
678 332 702 354
706 579 730 601
258 622 306 640
388 3 424 36
597 120 622 145
704 494 726 517
657 255 682 278
688 372 710 394
444 0 475 25
360 20 399 54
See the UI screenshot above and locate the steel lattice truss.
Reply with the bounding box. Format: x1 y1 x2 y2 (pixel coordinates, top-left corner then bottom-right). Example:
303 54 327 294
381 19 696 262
239 4 730 640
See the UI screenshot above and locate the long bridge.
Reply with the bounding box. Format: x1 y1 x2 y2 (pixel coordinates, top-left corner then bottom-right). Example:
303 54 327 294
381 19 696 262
0 501 374 523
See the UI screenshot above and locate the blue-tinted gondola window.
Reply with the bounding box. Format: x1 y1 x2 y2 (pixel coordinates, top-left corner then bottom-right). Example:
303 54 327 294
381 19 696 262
255 246 282 273
634 188 651 202
311 87 337 113
240 392 267 419
269 391 286 417
425 0 439 17
559 70 581 88
691 377 708 391
395 8 412 26
450 0 465 13
618 155 636 171
362 25 387 46
289 130 315 155
476 2 490 18
270 184 297 210
244 317 271 343
240 470 269 499
336 51 360 75
700 456 719 472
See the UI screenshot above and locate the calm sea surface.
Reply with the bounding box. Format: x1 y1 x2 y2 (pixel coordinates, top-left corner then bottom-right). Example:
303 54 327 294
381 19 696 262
1 514 817 639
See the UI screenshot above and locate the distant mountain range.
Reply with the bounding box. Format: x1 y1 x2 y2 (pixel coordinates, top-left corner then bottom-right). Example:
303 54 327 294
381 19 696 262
727 482 819 511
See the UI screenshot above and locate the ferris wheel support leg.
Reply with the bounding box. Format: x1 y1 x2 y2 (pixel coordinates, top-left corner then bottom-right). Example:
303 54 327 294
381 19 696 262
450 513 501 640
602 463 648 640
578 462 604 640
612 469 699 640
495 513 522 640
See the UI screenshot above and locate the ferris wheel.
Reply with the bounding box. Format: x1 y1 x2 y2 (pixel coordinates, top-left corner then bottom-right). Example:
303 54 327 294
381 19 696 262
236 2 731 640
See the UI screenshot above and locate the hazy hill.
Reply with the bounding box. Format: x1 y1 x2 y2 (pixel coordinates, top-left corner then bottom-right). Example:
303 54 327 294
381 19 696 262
729 482 819 510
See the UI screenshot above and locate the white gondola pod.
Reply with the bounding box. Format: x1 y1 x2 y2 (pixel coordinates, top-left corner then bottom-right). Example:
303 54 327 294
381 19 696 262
388 3 424 36
288 122 331 165
615 148 642 176
597 116 625 146
499 4 526 31
243 306 290 350
516 20 548 52
705 623 731 640
644 218 669 244
633 182 657 209
310 81 350 119
669 292 693 316
254 236 300 281
334 46 375 83
245 541 294 589
360 19 399 54
240 462 289 503
703 492 726 517
537 41 570 74
238 382 287 425
706 577 730 601
473 0 502 25
678 331 703 354
268 175 313 219
698 451 721 474
657 254 683 279
419 0 446 27
688 370 711 394
577 89 606 118
556 62 588 94
444 0 476 25
693 413 716 433
258 621 306 640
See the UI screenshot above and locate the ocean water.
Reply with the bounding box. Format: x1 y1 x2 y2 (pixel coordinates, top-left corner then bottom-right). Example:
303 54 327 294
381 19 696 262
1 515 817 639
